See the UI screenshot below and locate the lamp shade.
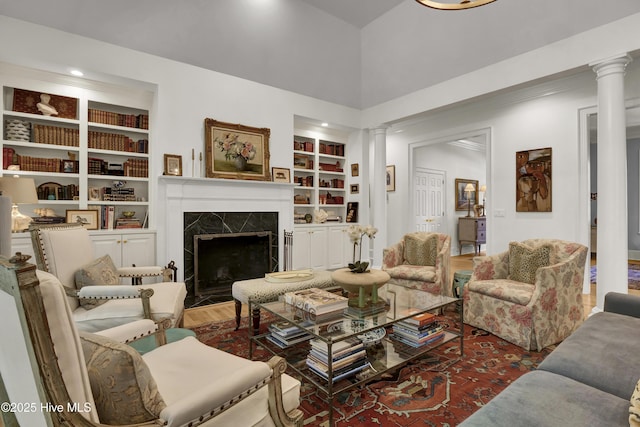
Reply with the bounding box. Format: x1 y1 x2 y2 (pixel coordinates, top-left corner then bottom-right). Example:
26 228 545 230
480 185 487 193
0 177 38 204
464 183 475 193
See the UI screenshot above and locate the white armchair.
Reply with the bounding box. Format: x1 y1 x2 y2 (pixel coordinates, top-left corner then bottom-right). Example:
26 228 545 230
0 256 302 427
30 224 187 332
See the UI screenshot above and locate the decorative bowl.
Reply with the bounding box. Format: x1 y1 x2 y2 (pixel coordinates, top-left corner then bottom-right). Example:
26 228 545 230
357 328 386 347
122 211 136 218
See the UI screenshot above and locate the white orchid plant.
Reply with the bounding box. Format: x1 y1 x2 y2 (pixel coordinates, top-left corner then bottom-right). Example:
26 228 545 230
347 224 378 273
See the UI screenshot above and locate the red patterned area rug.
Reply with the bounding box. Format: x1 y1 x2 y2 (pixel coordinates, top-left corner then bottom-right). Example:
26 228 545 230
192 312 554 427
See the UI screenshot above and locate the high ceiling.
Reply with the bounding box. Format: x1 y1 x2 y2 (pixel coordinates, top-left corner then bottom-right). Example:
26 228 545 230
1 0 639 109
298 0 405 28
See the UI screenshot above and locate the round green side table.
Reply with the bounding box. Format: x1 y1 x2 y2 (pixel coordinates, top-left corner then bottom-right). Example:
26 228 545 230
452 270 472 312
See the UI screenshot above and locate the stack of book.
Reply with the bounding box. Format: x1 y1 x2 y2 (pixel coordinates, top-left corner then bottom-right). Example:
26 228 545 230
306 337 370 383
284 287 348 317
391 312 445 349
266 321 313 348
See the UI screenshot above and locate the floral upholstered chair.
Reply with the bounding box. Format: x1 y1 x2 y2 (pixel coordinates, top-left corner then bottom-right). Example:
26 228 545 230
382 232 451 296
463 239 588 351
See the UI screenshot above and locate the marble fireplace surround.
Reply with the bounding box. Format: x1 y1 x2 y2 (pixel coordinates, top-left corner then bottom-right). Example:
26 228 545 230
160 177 295 303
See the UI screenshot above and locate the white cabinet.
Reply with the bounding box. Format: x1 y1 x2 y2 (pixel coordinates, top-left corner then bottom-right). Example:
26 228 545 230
327 225 352 269
292 227 327 270
292 225 352 270
91 230 156 270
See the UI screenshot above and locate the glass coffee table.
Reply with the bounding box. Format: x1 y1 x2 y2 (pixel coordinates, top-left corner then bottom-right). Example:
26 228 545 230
249 282 463 426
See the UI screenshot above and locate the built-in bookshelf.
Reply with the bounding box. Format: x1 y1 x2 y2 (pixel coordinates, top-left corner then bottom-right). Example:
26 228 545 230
293 135 347 224
2 80 152 231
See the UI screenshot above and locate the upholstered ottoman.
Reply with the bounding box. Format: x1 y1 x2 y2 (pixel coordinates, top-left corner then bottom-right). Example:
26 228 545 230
232 270 334 334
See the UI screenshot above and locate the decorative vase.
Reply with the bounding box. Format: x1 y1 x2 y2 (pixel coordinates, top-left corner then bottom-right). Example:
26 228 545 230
234 156 247 171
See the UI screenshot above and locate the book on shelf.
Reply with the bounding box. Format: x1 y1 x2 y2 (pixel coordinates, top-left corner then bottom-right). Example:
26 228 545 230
392 322 443 339
392 324 444 343
306 359 371 383
400 311 437 328
269 320 311 338
307 348 367 371
309 337 361 357
284 287 348 315
266 332 313 349
390 330 445 348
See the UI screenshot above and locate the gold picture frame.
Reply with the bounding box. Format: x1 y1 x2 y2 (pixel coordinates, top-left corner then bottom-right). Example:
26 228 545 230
271 167 290 183
351 163 359 177
163 154 183 176
65 209 99 230
204 118 271 181
455 178 478 211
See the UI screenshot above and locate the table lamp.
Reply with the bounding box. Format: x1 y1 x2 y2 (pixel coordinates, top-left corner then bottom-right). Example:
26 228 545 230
479 184 487 216
0 176 38 232
464 183 475 217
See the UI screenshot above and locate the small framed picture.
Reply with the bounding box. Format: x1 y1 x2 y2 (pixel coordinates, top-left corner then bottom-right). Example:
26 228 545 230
386 165 396 192
88 187 101 201
62 160 78 174
164 154 182 176
350 184 359 194
66 209 99 230
351 163 359 177
346 201 359 223
271 167 291 183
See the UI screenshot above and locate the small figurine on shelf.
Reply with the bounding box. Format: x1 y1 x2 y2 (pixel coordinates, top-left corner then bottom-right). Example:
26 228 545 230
36 93 58 116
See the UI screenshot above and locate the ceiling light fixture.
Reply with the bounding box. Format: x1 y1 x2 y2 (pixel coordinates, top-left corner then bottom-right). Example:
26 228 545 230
415 0 496 10
321 122 328 127
70 69 84 77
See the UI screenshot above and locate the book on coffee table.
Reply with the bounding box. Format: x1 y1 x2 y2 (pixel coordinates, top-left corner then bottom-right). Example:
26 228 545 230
284 287 348 315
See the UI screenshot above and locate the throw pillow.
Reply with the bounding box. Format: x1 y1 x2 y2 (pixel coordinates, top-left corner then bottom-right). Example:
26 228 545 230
507 241 551 284
630 379 640 427
75 255 119 309
404 233 438 266
79 332 166 424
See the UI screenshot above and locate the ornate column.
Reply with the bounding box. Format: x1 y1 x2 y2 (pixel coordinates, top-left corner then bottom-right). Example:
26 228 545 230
591 54 632 311
371 126 388 268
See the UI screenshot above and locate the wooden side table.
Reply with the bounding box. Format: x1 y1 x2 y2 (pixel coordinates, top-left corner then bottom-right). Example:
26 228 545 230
458 217 486 255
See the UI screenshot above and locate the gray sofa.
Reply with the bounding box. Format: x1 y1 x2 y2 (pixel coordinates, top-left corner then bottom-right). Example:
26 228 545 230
460 292 640 427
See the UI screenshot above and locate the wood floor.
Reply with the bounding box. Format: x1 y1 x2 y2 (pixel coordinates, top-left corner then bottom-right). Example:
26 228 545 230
183 253 623 328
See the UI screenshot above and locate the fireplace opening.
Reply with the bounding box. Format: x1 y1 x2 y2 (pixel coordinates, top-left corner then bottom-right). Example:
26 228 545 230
194 231 273 297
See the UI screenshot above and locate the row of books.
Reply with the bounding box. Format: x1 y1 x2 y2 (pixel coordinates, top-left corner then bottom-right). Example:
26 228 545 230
88 109 149 129
12 154 70 173
318 142 345 157
38 183 78 201
390 312 445 349
87 157 148 178
98 206 147 230
32 124 80 147
293 139 314 153
88 130 148 154
306 337 370 383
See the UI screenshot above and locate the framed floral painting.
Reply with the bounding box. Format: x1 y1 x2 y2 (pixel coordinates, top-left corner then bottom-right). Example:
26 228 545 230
204 119 271 181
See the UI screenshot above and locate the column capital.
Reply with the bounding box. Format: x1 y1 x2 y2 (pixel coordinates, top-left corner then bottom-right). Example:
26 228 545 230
591 53 632 79
371 125 389 135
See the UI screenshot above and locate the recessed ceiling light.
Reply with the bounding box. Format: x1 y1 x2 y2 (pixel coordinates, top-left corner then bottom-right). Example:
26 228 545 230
321 122 328 127
70 69 84 77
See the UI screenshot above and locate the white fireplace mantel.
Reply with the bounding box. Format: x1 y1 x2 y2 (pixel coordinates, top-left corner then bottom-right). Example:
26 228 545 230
158 176 296 280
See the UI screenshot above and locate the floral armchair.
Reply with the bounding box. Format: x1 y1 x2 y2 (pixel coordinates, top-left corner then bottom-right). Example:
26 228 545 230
382 232 451 296
463 239 588 351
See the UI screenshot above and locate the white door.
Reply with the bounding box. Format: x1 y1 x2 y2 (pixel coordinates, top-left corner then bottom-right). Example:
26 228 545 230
414 168 445 232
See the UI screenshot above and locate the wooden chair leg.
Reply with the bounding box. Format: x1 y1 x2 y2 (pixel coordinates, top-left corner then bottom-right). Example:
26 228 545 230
234 299 242 330
252 306 261 336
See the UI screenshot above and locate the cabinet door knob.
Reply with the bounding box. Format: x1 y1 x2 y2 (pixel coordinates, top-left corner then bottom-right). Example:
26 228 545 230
117 240 121 244
123 240 128 244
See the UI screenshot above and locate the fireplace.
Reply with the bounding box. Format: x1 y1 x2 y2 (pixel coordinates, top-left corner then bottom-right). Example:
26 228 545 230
184 211 278 307
194 231 272 297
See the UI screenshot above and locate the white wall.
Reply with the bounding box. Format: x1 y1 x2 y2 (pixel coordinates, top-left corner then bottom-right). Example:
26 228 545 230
0 15 363 264
413 143 486 254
